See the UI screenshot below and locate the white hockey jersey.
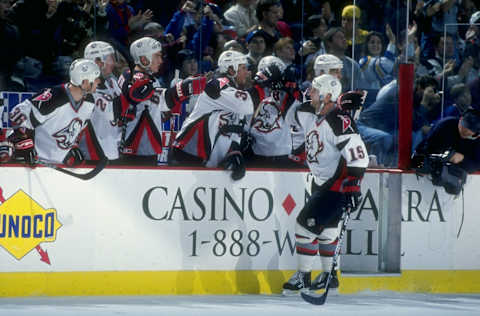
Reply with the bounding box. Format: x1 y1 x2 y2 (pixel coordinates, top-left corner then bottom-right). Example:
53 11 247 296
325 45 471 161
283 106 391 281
173 77 254 167
302 106 369 190
9 84 96 163
118 70 170 156
248 95 298 156
284 100 316 163
78 75 122 160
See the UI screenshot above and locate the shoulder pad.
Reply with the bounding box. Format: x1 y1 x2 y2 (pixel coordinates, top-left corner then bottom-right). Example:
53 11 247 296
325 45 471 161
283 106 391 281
297 101 315 114
326 108 359 136
204 77 230 100
30 85 69 115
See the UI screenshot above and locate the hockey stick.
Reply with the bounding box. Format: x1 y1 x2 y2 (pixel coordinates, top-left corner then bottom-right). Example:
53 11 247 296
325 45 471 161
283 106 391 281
300 205 353 305
35 156 108 181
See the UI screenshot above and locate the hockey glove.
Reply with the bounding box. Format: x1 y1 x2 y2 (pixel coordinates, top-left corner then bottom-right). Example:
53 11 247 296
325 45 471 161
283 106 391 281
220 150 246 181
254 64 283 90
337 90 367 111
0 140 13 163
10 128 37 166
175 76 207 102
128 73 155 104
341 177 363 212
63 147 85 167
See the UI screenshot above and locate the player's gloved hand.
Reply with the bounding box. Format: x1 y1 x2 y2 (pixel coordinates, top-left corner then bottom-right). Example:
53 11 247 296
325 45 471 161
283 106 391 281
337 90 367 111
341 177 362 212
220 150 246 181
10 128 37 166
128 73 154 103
0 140 14 163
63 147 85 167
254 64 283 90
344 191 363 212
240 132 255 154
173 76 207 102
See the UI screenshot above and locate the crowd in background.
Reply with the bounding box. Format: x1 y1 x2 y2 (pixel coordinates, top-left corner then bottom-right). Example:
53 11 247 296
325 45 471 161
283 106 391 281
1 0 480 168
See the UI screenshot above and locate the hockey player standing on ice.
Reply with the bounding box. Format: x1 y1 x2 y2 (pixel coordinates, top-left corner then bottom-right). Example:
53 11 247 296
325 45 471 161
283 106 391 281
118 36 205 165
77 41 123 162
285 54 343 165
169 50 255 180
282 74 368 294
8 59 101 166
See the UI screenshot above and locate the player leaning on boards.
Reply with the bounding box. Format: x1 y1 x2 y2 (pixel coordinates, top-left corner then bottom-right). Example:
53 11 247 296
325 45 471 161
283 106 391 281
282 74 369 295
8 59 101 167
118 36 205 165
77 41 123 163
170 50 267 180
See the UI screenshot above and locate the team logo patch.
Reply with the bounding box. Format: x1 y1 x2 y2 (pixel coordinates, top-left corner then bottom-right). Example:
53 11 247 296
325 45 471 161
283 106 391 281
33 89 53 102
253 101 281 133
337 114 354 133
306 130 324 163
53 118 83 150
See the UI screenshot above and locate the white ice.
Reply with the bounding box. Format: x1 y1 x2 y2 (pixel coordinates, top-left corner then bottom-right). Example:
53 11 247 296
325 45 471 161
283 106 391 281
1 292 479 316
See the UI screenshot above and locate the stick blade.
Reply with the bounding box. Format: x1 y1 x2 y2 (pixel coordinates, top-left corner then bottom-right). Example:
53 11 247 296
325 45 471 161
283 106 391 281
300 290 328 305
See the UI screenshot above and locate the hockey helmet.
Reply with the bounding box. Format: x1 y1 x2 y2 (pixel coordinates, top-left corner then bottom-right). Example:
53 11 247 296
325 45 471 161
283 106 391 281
84 41 115 64
314 54 343 76
130 37 162 68
257 56 287 74
69 58 101 86
470 11 480 25
311 74 342 102
217 50 248 75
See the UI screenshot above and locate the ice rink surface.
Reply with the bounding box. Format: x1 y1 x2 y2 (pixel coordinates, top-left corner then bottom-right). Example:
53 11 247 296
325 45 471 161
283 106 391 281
0 292 479 316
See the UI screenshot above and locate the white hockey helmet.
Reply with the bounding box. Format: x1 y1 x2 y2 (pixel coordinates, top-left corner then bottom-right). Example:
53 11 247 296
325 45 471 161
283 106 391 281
69 58 101 86
217 50 248 74
311 74 342 102
257 55 287 74
470 11 480 25
84 41 115 63
130 37 162 67
314 54 343 76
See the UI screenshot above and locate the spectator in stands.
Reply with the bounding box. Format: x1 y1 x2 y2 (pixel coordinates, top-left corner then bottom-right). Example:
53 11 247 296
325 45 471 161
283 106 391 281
0 0 22 91
8 0 57 75
245 29 267 72
254 0 284 54
341 4 369 61
412 76 443 147
417 34 473 90
298 14 328 69
358 26 396 90
224 0 258 38
422 0 461 60
443 83 472 118
324 27 366 91
106 0 153 49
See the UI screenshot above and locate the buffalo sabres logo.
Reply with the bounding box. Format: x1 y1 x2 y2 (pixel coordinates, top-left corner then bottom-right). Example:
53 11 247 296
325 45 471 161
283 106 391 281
218 112 237 135
337 114 354 133
53 118 83 150
305 130 324 163
252 101 281 133
33 89 53 102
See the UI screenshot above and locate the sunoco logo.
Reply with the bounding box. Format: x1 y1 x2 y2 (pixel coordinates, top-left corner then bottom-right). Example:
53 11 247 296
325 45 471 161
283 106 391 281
0 188 62 264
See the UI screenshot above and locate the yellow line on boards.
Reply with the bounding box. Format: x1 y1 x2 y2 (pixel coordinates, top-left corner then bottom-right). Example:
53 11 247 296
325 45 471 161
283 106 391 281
0 270 479 297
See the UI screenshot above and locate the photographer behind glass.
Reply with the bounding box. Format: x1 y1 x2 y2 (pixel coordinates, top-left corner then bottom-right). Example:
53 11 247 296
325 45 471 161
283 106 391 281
411 109 480 195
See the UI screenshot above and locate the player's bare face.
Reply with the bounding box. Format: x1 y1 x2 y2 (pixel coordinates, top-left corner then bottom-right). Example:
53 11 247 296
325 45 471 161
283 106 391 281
102 54 115 76
235 64 250 87
149 51 163 73
328 68 342 80
310 87 321 109
82 78 101 94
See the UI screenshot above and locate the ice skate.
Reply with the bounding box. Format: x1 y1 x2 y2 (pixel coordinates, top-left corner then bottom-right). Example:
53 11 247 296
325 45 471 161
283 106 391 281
282 271 311 296
310 270 339 292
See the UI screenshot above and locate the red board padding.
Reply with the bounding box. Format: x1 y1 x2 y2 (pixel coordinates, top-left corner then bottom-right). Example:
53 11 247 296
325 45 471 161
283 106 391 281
398 63 415 170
